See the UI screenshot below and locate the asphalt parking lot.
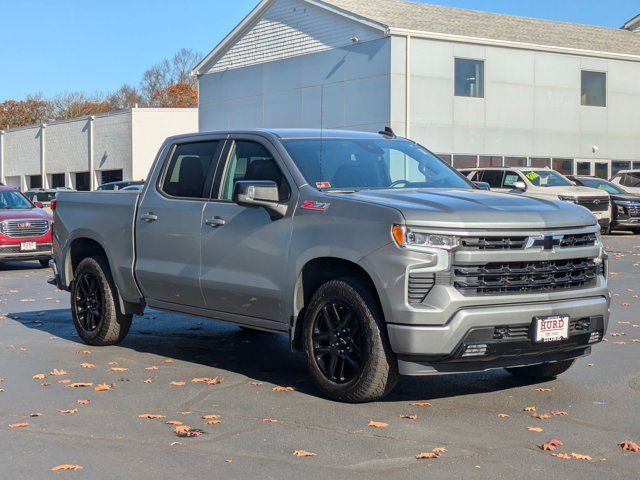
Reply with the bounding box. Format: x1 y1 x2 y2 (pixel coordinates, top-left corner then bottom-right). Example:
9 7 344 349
0 234 639 479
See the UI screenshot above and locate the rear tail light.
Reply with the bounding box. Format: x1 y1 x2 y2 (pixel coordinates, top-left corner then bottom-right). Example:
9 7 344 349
50 199 57 211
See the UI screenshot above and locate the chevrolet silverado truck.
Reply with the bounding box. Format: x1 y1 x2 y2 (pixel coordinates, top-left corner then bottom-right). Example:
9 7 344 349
51 129 610 402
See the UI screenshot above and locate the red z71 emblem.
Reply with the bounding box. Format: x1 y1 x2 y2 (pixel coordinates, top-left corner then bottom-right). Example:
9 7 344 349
301 200 330 212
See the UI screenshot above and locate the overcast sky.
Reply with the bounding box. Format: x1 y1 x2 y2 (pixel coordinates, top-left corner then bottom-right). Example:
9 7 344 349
0 0 637 100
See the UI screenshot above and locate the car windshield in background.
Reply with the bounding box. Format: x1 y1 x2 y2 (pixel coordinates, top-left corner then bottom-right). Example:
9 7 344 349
523 170 572 187
282 138 472 191
578 178 627 195
0 191 33 209
25 191 57 203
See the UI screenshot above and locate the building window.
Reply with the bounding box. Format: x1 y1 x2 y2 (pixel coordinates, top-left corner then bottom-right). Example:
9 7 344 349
50 173 65 188
100 169 123 185
581 71 606 107
611 161 631 177
74 172 90 191
552 158 573 176
479 156 502 167
452 155 478 168
530 158 551 168
504 157 527 167
633 162 640 170
455 58 484 98
29 175 42 189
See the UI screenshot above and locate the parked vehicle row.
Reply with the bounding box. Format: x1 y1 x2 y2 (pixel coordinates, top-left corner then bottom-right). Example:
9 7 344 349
51 129 610 402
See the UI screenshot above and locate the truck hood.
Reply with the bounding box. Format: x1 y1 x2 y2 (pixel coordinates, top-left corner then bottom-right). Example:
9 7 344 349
531 186 609 197
0 208 51 221
342 189 597 229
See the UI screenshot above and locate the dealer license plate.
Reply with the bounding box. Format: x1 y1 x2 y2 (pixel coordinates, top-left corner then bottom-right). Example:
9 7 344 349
534 315 569 343
20 242 37 251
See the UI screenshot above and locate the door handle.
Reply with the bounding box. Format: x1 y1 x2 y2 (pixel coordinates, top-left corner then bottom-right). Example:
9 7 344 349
205 217 226 227
140 213 158 222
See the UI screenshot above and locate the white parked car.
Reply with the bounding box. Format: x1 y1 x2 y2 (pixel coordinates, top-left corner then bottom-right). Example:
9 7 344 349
609 170 640 195
460 167 612 231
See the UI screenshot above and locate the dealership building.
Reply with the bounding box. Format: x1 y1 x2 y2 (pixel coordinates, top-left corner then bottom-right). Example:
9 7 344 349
0 108 197 191
193 0 640 179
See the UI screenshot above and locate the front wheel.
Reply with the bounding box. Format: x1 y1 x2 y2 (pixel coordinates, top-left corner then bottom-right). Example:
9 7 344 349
303 278 398 403
71 256 132 346
506 359 575 380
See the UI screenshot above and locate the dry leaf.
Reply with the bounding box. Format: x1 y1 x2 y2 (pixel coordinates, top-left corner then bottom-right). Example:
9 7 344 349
174 425 204 437
539 443 556 451
202 414 221 425
527 427 544 432
81 350 92 355
165 420 183 426
143 378 154 384
80 363 95 369
552 453 572 459
292 450 316 457
32 374 46 380
523 406 537 412
411 401 432 407
620 440 640 452
570 453 592 460
163 359 174 363
110 367 128 372
94 383 112 391
552 410 568 416
262 418 278 423
191 377 211 383
67 382 93 388
30 413 42 417
51 465 83 471
400 414 418 420
49 369 67 376
531 413 552 420
138 414 165 419
368 420 389 428
206 377 223 385
58 409 78 414
497 413 510 418
432 447 447 455
535 387 552 392
58 379 71 384
77 400 90 405
9 422 29 428
272 385 294 392
145 366 159 370
548 438 564 447
249 381 263 386
415 452 439 459
170 381 186 387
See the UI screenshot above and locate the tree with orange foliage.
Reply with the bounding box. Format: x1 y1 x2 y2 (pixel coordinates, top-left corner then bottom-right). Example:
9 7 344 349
154 83 198 108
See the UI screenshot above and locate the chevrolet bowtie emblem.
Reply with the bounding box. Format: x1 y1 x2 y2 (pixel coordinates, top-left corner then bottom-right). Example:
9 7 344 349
526 234 564 250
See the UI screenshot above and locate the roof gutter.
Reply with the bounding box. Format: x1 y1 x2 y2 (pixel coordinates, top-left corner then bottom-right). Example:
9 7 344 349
388 27 640 63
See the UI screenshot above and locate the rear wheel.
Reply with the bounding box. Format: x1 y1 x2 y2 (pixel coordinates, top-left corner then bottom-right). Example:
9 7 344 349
506 359 575 380
71 256 132 346
303 278 398 403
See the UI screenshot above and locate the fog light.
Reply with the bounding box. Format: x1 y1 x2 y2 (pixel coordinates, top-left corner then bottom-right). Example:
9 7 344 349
589 331 602 344
461 344 488 357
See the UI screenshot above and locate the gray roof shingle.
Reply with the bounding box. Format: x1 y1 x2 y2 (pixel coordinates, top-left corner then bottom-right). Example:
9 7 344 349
322 0 640 57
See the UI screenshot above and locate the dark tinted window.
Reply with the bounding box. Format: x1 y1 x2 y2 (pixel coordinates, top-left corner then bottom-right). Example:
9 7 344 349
101 170 123 185
30 175 42 189
478 170 503 188
161 141 220 199
581 71 606 107
220 141 289 202
75 172 90 191
455 58 484 98
51 173 65 188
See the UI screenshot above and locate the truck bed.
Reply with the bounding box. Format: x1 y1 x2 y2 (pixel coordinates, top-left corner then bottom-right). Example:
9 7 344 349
54 191 142 305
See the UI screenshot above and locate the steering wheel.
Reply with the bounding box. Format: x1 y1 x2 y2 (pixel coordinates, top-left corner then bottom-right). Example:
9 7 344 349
389 180 411 188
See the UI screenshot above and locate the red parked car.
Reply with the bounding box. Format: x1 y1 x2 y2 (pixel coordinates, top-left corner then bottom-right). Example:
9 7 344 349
0 186 53 267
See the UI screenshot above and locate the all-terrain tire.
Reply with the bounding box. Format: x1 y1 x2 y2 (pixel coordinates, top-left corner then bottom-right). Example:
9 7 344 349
303 277 398 403
71 256 132 346
506 359 575 380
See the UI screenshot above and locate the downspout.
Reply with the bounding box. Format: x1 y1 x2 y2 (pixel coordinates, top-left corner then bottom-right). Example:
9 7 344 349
88 116 95 190
40 123 46 189
405 34 411 138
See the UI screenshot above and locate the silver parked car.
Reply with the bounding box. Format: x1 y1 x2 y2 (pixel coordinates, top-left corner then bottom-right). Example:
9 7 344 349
50 129 609 402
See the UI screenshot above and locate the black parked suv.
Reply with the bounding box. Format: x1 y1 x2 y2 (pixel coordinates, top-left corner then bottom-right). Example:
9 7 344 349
569 176 640 234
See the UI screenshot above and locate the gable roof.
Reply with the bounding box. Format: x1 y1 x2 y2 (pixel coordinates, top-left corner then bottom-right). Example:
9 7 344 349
193 0 640 75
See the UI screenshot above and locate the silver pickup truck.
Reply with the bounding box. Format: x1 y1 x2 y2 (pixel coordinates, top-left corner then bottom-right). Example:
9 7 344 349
51 129 610 402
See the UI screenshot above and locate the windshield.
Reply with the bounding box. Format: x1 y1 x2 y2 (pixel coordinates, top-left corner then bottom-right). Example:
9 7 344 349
25 191 57 203
0 191 34 210
578 178 626 194
282 138 472 191
522 170 572 187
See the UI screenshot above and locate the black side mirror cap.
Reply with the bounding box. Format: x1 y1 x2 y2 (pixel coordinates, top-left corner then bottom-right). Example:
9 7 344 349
232 180 287 219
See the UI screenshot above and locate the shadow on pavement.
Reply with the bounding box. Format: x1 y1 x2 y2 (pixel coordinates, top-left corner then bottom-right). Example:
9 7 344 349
8 307 541 402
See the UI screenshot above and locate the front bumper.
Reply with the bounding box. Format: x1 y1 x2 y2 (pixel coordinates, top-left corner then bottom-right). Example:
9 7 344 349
0 243 52 262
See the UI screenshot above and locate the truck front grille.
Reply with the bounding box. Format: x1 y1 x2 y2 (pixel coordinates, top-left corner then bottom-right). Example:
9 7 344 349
578 196 609 212
407 272 435 304
0 219 49 238
627 205 640 217
453 258 598 296
460 232 597 250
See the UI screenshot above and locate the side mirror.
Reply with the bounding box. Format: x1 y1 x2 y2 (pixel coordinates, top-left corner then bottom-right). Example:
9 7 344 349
473 181 491 191
33 201 44 208
233 180 287 219
512 181 527 190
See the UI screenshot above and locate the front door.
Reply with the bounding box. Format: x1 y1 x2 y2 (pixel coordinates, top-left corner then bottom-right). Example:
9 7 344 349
199 137 295 324
575 160 610 179
135 139 224 307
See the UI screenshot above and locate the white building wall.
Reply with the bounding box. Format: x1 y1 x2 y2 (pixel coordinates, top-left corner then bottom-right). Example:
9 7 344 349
93 111 133 184
199 37 392 132
46 118 90 178
131 109 198 180
391 36 640 162
3 126 41 190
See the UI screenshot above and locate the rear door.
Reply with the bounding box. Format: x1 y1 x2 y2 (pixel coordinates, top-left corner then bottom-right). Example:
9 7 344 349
199 136 296 325
135 138 225 307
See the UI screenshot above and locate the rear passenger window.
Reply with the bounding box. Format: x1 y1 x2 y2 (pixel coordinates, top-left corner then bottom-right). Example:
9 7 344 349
219 141 290 202
161 141 220 199
478 170 503 188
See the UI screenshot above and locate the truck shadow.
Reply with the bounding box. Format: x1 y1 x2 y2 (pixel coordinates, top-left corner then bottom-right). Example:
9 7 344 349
8 308 544 402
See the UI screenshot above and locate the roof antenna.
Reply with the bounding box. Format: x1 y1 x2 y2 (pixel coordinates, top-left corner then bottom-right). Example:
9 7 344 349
378 126 396 138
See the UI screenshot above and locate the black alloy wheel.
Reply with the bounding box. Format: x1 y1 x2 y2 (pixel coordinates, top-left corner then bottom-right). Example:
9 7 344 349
311 300 365 384
75 271 104 333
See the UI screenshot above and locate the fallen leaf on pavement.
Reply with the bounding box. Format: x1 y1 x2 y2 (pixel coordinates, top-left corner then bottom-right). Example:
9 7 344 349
58 379 71 384
143 378 154 384
174 425 205 437
32 374 46 380
539 443 556 451
523 406 537 412
145 366 158 370
411 401 431 407
80 363 95 369
138 414 165 419
50 369 67 376
170 381 186 387
535 388 552 392
110 367 128 372
552 410 568 416
67 382 93 388
570 453 592 460
249 381 263 386
94 384 112 391
77 400 90 405
497 413 510 418
532 413 552 420
416 448 446 459
202 414 221 425
262 418 278 423
206 377 223 385
30 413 42 417
620 440 640 452
165 420 183 426
9 422 29 428
368 420 389 428
293 450 316 457
400 414 418 420
272 386 294 392
163 359 174 363
51 465 83 471
527 427 544 432
552 453 572 459
58 409 78 414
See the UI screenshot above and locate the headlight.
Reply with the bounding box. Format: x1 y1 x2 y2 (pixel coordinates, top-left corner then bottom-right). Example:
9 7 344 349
392 225 459 250
558 195 578 203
